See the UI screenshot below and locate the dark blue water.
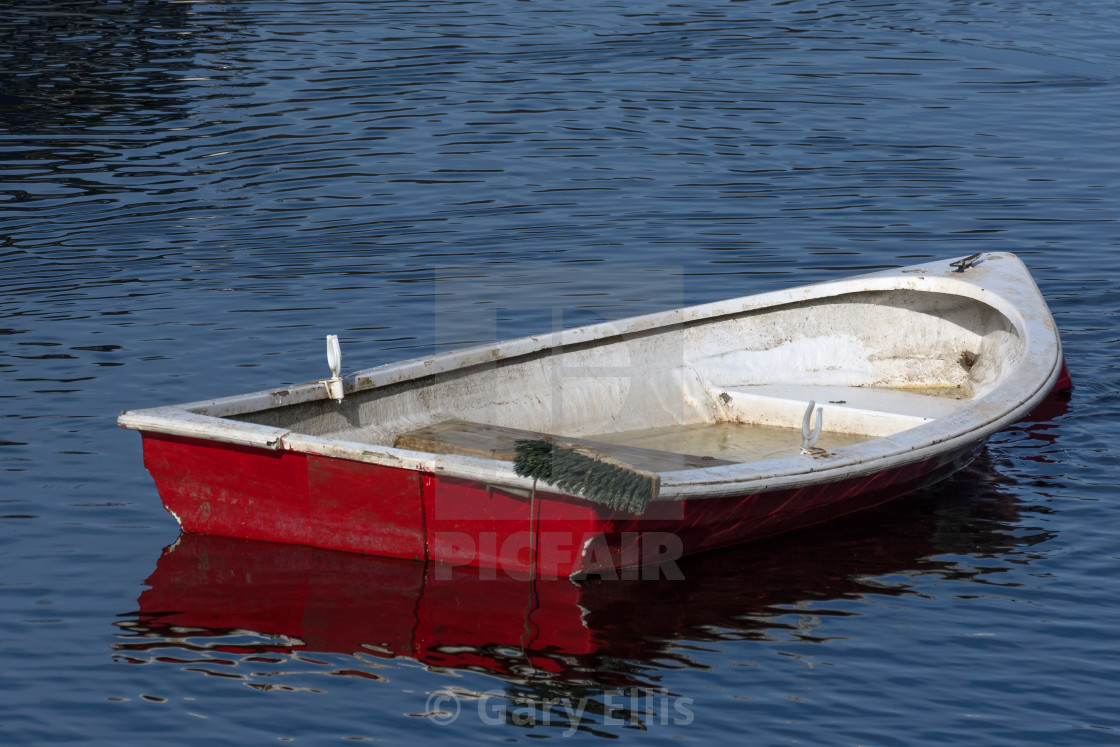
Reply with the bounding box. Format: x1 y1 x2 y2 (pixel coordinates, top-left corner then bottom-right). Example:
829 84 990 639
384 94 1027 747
2 0 1118 742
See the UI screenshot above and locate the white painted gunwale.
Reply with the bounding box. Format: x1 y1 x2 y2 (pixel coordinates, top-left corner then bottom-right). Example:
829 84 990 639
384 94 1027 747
118 252 1064 503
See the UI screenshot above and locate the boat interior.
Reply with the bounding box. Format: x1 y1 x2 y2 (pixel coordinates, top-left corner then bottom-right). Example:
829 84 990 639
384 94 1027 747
223 289 1022 469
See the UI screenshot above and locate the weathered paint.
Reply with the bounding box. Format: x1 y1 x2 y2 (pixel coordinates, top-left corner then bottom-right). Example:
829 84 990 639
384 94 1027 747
143 433 426 560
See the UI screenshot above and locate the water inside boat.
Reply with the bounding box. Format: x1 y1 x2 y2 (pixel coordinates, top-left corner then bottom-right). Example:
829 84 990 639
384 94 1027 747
592 421 876 464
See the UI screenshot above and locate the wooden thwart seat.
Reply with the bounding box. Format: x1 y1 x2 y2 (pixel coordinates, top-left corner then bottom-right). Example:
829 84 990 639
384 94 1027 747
394 419 736 473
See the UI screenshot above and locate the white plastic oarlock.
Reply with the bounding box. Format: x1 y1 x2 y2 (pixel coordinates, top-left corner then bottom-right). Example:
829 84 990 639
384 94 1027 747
325 334 344 402
800 400 824 455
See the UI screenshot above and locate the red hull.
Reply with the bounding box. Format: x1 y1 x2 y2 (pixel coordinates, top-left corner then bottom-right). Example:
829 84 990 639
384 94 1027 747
141 432 978 577
138 367 1071 577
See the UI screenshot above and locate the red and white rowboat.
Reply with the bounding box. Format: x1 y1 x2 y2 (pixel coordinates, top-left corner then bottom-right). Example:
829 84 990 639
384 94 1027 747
119 253 1070 577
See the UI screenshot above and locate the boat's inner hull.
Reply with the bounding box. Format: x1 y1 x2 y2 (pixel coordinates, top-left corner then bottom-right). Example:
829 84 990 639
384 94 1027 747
229 287 1020 464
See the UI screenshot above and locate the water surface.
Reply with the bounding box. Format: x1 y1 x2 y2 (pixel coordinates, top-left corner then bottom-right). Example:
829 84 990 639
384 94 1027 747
2 0 1119 743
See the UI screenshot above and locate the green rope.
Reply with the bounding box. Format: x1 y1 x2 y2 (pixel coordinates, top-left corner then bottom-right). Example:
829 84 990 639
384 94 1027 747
513 439 657 514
